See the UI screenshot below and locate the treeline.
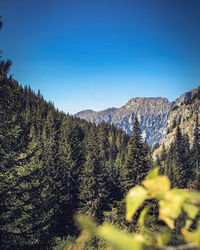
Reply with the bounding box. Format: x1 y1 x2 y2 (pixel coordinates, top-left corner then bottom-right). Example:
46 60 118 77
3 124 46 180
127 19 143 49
1 71 200 249
0 72 132 248
1 17 200 249
156 118 200 190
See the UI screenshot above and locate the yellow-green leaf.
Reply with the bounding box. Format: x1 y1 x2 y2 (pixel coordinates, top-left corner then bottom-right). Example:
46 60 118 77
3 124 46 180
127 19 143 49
126 186 148 222
98 224 151 250
76 214 97 234
182 225 200 248
145 167 160 180
159 228 171 246
155 228 171 248
183 203 199 229
142 176 170 199
159 189 189 229
138 206 150 234
188 191 200 205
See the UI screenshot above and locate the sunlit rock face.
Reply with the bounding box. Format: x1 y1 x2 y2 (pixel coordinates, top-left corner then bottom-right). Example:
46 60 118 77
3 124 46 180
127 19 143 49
75 89 197 146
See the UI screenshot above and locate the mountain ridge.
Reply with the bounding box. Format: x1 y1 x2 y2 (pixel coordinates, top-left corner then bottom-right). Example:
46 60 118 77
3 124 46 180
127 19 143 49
75 88 198 146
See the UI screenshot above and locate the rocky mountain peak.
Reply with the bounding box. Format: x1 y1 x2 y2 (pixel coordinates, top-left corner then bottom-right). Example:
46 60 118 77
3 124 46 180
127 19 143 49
75 89 197 146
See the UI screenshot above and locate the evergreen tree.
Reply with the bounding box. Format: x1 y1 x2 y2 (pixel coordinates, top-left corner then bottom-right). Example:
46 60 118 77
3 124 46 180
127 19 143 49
0 77 33 248
191 116 200 173
160 144 167 175
122 117 149 194
191 115 200 189
173 126 189 188
165 142 176 186
79 125 108 220
55 116 84 236
98 121 110 161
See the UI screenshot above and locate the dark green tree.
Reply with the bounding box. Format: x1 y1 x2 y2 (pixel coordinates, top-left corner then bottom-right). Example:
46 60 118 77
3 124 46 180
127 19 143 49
122 117 149 194
191 115 200 189
79 125 109 221
173 126 189 188
0 76 33 248
55 116 84 236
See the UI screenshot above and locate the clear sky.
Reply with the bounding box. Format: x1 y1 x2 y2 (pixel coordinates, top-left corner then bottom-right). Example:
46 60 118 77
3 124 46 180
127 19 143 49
1 0 200 114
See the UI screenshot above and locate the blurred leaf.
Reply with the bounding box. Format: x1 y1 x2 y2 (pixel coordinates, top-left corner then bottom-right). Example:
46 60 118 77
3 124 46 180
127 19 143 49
98 224 152 250
142 176 170 199
183 203 199 219
159 189 189 229
182 224 200 248
66 243 73 250
73 231 90 250
126 186 148 222
76 214 97 234
138 206 150 234
183 203 199 229
156 227 171 248
145 167 159 180
188 191 200 205
185 219 193 231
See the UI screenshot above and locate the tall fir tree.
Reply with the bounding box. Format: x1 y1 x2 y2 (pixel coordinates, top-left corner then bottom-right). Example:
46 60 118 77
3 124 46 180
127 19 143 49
122 116 149 194
79 125 109 221
173 126 189 188
191 115 200 189
55 116 84 236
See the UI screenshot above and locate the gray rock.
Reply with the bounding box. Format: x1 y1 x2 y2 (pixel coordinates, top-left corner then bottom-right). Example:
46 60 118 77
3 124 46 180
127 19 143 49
75 89 197 146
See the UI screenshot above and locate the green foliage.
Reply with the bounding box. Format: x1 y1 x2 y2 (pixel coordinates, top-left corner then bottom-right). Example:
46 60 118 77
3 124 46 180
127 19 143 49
126 186 148 223
1 17 199 248
173 126 190 188
0 64 199 249
122 117 150 193
74 170 200 250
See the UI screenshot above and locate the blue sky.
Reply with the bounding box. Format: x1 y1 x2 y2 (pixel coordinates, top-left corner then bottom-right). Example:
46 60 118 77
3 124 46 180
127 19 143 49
1 0 200 114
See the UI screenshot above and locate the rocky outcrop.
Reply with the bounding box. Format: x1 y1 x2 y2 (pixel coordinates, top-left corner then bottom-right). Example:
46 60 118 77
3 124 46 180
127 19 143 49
154 91 200 154
75 88 199 146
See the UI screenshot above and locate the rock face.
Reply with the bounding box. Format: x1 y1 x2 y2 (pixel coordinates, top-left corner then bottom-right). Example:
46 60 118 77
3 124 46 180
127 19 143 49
152 88 200 158
75 89 198 146
158 90 200 148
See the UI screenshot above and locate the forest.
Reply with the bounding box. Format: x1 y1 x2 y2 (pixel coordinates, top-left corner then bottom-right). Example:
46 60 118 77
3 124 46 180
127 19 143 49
0 17 200 249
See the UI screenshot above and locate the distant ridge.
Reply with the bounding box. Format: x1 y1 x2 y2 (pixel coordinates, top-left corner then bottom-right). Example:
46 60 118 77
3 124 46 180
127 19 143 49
75 88 197 146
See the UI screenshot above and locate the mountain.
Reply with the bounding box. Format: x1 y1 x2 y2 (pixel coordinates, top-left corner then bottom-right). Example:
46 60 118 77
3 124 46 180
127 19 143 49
75 88 198 146
153 87 200 158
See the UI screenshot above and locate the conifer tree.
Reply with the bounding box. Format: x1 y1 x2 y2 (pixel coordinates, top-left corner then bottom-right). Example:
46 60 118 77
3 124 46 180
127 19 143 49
0 77 33 247
98 121 110 161
191 115 200 189
191 116 200 175
79 125 108 220
122 117 149 194
160 144 167 175
55 116 84 235
165 142 176 186
173 126 189 188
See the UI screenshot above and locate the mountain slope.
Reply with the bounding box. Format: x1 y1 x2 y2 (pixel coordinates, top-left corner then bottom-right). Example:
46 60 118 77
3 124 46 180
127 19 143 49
153 87 200 157
75 89 198 146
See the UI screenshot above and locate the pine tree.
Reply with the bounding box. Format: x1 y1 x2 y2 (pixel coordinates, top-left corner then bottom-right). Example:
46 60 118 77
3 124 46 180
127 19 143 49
122 117 149 194
165 142 176 186
0 77 33 248
55 116 84 236
173 126 189 188
191 115 200 189
79 125 109 220
160 144 167 175
191 116 200 173
98 121 110 161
